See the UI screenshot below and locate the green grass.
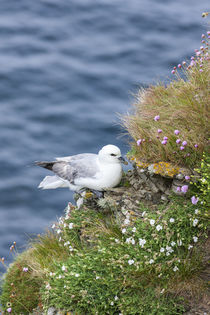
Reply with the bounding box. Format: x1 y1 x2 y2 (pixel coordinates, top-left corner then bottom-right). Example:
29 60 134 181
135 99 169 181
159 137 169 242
122 34 209 168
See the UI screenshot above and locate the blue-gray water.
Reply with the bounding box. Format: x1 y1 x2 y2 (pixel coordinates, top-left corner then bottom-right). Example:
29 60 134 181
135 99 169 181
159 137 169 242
0 0 209 273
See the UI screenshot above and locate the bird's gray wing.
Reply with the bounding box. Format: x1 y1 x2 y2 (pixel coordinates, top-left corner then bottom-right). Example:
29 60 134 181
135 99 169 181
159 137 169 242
52 154 99 183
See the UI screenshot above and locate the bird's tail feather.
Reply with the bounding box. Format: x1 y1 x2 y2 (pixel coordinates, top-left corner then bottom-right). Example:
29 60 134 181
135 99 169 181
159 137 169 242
38 175 69 189
35 161 55 171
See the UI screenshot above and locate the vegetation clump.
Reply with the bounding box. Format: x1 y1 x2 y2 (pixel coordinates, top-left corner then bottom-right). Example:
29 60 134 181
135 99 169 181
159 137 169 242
123 33 209 168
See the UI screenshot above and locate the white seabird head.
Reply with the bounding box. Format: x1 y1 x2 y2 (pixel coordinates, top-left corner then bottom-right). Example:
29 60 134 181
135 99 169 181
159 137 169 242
98 144 126 164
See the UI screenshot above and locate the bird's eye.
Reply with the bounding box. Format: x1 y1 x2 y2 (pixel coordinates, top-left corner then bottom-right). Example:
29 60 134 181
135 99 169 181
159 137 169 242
110 153 116 156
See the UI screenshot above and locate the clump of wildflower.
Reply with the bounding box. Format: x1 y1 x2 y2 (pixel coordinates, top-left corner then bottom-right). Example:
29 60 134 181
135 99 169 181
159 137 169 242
139 238 146 248
193 219 198 227
69 223 74 229
128 259 134 265
191 196 199 205
156 225 162 231
137 139 142 146
154 115 160 121
150 219 155 226
193 236 198 243
181 185 188 193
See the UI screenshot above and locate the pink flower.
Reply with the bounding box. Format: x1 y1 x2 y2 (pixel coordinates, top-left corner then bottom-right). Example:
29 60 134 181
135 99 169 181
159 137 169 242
185 175 190 180
180 146 185 150
199 69 203 72
182 141 187 146
194 144 198 148
137 139 142 146
161 140 167 145
171 70 175 74
7 308 12 313
181 185 188 193
176 139 181 144
157 129 162 133
23 267 28 272
201 34 205 38
154 115 160 121
178 64 182 68
190 60 195 66
191 196 199 205
174 130 180 135
182 61 186 66
176 187 181 192
163 136 168 140
207 31 210 36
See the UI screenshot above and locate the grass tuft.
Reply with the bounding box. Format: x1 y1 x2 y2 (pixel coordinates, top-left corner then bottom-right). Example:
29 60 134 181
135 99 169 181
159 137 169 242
122 34 209 168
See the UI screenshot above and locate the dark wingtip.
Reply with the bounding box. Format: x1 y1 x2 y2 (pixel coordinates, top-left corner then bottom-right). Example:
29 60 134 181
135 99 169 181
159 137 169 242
35 161 55 171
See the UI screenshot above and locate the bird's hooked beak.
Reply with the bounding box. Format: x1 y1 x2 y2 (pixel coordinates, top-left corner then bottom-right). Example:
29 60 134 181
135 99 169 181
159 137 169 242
118 156 128 165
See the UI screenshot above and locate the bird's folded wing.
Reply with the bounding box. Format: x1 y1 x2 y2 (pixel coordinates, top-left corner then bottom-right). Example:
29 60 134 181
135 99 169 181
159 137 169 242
53 154 100 182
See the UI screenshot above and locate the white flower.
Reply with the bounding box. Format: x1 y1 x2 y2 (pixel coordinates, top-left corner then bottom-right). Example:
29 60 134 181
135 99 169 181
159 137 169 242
139 238 146 248
149 259 154 264
166 252 170 256
69 246 74 252
75 273 80 277
57 229 61 234
193 219 198 227
126 237 135 244
96 276 100 279
64 241 70 246
150 219 155 226
132 227 137 233
142 211 146 217
160 247 165 253
128 259 134 265
122 228 127 234
171 241 176 247
177 240 182 246
124 219 130 225
114 296 118 301
194 209 198 214
51 224 56 229
169 218 175 223
115 239 120 243
156 225 162 231
62 265 67 272
110 301 114 306
69 222 74 229
58 275 62 279
166 245 173 252
188 245 193 249
193 236 198 243
173 266 179 272
46 283 51 290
